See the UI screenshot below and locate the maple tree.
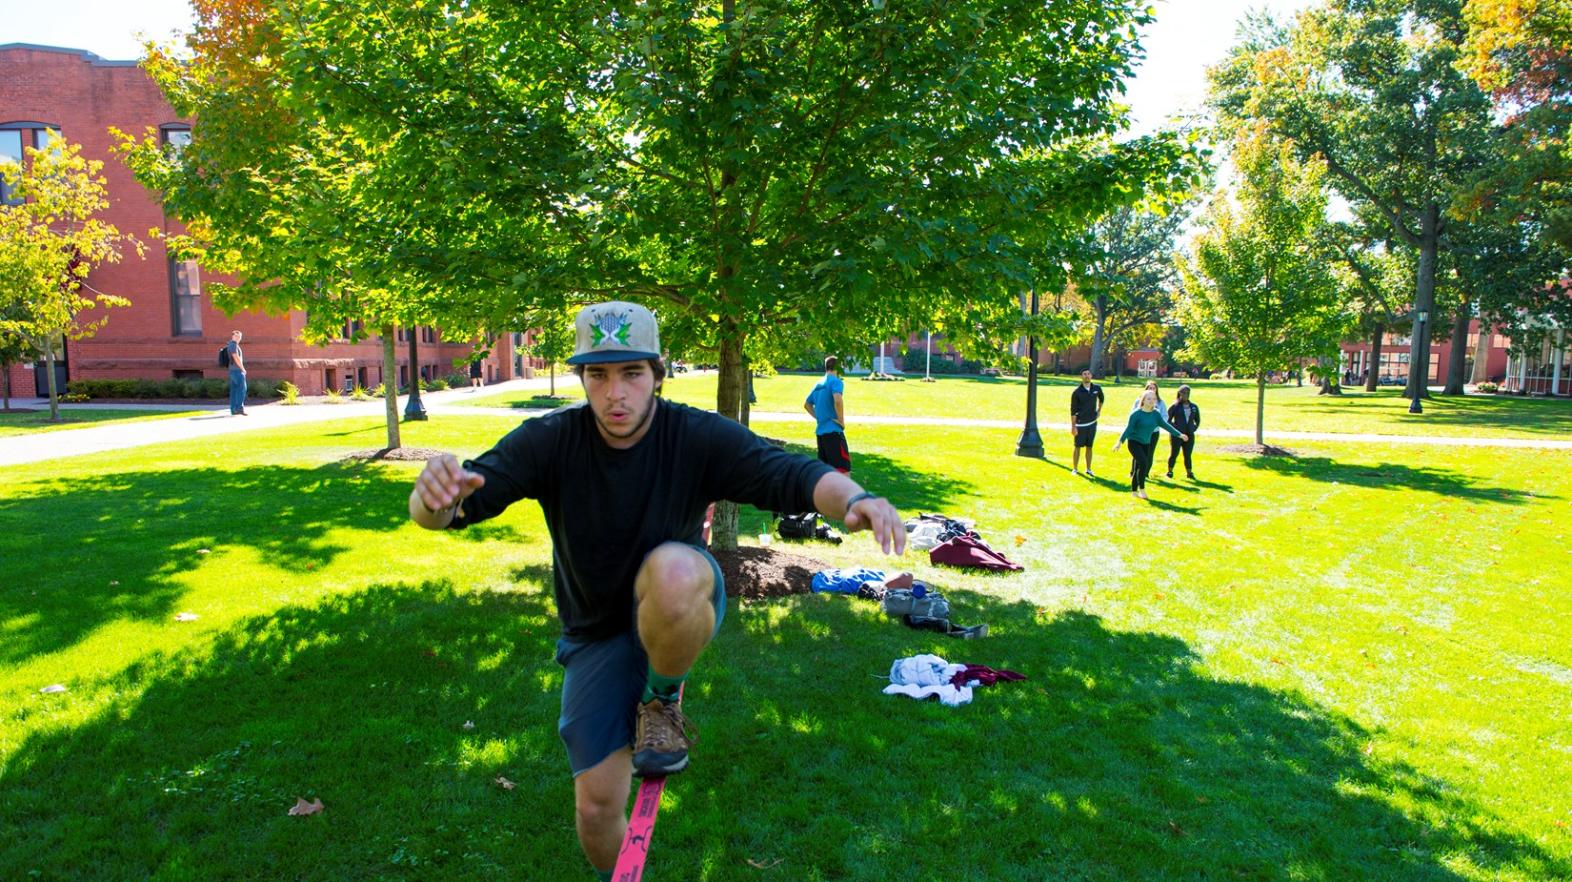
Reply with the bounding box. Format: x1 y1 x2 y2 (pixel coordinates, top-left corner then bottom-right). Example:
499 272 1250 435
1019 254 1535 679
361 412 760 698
0 140 138 421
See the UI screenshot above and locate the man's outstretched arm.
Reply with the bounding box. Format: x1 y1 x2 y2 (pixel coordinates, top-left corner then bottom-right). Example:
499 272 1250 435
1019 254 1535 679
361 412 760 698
811 471 905 555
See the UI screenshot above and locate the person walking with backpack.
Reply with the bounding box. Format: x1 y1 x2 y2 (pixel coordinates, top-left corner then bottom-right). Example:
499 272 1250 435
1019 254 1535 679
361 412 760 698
223 330 247 416
409 303 905 881
1165 384 1200 479
804 355 850 473
1113 389 1187 500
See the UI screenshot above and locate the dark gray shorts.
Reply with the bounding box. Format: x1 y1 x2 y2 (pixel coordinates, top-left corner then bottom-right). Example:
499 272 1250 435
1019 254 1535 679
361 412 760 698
553 543 725 776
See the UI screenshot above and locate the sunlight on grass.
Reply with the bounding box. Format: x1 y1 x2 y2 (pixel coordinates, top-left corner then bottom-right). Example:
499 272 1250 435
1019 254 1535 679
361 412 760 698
1 416 1569 880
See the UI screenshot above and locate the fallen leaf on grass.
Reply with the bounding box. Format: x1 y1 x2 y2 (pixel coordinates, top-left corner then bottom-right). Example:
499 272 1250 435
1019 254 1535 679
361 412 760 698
1489 545 1502 552
1167 819 1186 837
39 684 66 694
174 612 199 622
1013 535 1026 547
287 797 324 816
109 580 119 586
196 548 211 555
747 858 785 869
462 720 476 731
495 776 516 791
1362 743 1375 757
1269 658 1285 666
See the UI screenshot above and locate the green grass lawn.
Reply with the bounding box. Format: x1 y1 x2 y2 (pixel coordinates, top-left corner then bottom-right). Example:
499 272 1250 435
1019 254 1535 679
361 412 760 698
0 407 204 438
467 372 1572 440
2 415 1570 881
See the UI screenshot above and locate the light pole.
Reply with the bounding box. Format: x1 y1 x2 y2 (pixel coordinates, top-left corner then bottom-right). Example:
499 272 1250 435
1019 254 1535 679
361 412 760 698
925 329 932 382
1015 289 1044 458
1408 310 1427 414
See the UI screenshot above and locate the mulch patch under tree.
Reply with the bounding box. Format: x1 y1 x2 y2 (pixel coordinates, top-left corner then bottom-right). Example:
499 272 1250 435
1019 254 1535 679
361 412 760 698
711 546 831 600
340 447 451 462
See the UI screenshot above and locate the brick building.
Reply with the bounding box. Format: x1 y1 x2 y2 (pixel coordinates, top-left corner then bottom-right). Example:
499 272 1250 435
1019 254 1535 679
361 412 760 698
1339 319 1516 388
2 43 537 399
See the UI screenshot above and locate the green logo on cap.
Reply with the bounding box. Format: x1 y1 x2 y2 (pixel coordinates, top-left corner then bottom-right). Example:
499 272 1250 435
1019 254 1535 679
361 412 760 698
590 310 632 348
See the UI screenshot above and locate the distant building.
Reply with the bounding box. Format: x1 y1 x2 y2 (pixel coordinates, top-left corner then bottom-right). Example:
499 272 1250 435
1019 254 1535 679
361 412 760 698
2 43 538 397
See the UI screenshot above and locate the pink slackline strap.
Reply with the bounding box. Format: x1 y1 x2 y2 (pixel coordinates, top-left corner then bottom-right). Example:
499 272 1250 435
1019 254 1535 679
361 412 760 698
612 683 684 881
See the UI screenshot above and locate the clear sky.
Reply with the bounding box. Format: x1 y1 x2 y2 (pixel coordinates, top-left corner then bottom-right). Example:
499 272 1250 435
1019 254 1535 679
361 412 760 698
5 0 1316 133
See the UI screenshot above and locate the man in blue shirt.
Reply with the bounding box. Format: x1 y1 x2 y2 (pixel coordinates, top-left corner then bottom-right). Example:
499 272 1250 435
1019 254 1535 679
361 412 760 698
804 356 850 472
225 331 247 416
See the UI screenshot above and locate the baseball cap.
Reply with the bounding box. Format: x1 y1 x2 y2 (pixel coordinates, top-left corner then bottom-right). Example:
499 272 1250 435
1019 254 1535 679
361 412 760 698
565 301 662 365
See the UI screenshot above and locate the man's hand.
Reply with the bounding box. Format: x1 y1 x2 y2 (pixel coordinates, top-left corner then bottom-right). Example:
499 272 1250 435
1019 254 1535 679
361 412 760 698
411 454 485 526
1112 441 1122 452
1070 424 1078 436
843 494 906 555
1180 434 1189 442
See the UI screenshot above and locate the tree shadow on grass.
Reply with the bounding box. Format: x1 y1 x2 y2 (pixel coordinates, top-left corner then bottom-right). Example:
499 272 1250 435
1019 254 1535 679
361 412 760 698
681 596 1570 882
1240 455 1547 504
4 583 1565 881
0 579 580 882
0 463 454 667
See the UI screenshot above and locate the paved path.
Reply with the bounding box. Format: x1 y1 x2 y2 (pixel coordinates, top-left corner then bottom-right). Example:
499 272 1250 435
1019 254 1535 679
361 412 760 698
4 388 1570 467
0 379 556 467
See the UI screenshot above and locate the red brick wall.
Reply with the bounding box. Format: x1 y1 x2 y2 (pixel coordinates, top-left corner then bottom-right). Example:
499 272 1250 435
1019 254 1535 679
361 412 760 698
2 45 497 398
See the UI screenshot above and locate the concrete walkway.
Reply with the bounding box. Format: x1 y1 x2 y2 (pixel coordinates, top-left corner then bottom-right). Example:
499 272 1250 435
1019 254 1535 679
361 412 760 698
4 386 1570 467
0 378 558 467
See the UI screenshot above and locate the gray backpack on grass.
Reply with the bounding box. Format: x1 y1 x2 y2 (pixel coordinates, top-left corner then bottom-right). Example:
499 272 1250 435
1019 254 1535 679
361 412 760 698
880 587 949 621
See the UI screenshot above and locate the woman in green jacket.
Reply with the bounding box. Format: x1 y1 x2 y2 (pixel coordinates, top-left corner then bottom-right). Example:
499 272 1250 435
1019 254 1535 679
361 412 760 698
1113 390 1187 500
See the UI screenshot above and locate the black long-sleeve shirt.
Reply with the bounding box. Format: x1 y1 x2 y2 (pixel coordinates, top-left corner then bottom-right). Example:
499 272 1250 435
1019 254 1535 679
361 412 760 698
1070 383 1105 424
450 400 831 639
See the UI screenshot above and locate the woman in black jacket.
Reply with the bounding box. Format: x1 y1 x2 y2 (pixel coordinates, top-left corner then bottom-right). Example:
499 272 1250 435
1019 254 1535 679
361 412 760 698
1166 384 1200 479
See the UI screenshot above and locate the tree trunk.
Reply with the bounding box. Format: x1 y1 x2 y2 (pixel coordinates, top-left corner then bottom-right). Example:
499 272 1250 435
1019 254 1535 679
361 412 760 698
1255 373 1266 447
1113 342 1124 384
44 338 60 422
2 359 10 411
1442 307 1470 394
1471 322 1493 385
549 363 556 397
1365 324 1383 392
382 326 402 449
1089 295 1109 378
710 327 747 550
1405 204 1440 403
1318 356 1341 395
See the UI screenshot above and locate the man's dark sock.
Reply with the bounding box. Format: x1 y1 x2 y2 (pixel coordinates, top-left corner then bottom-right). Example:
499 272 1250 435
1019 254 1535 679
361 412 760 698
643 669 685 704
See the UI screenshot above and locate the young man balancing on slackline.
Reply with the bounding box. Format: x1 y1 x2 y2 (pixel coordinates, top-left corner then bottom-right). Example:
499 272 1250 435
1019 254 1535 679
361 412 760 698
407 302 905 881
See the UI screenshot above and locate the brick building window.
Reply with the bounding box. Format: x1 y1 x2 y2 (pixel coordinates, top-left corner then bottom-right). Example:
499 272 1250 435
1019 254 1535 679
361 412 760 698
160 125 191 160
169 257 202 335
1 123 61 205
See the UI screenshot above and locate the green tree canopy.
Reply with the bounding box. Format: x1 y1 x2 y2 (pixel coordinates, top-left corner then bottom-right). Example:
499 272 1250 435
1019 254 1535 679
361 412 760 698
1210 0 1503 407
126 0 1199 545
1177 131 1346 445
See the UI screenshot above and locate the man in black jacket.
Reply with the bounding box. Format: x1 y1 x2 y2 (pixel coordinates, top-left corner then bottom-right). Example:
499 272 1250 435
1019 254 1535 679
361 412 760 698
1166 384 1200 479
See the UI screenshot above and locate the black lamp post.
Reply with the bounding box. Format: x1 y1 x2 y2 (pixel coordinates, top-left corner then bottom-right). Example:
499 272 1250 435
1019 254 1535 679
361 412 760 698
1016 288 1044 458
404 328 427 421
1408 310 1427 414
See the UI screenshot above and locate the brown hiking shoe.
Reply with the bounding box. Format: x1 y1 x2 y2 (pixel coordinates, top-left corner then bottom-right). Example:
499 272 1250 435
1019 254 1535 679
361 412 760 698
632 697 696 778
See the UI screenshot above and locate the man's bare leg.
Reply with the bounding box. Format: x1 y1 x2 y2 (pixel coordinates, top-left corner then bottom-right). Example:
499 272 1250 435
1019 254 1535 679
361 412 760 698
574 748 633 874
